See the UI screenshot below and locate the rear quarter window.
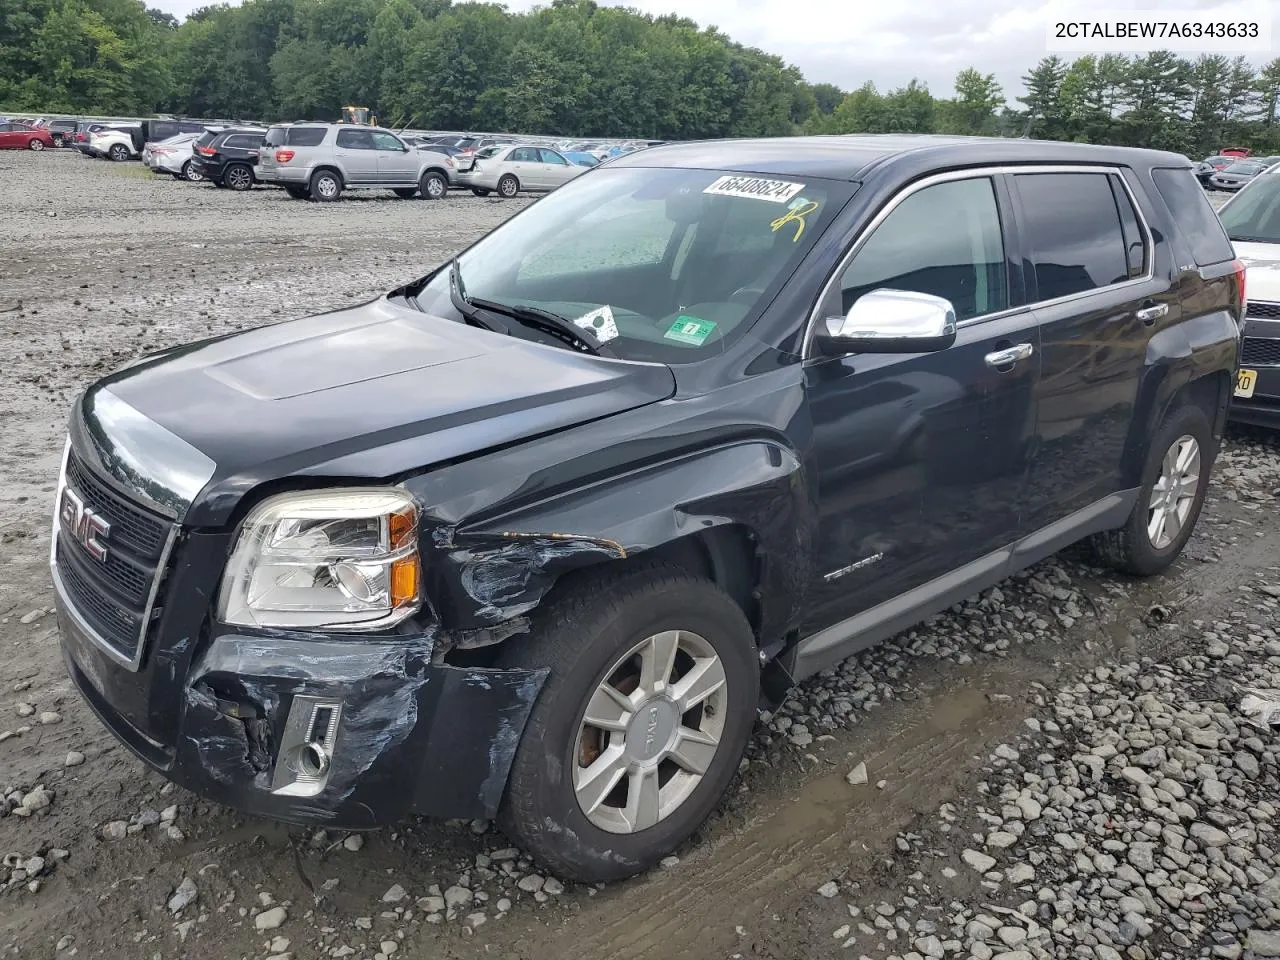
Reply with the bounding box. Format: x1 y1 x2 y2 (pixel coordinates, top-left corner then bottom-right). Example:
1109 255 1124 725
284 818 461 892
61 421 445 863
1151 167 1235 266
287 127 326 147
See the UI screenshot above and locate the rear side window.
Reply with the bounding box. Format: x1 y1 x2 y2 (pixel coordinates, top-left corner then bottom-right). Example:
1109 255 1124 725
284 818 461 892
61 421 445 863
288 127 326 147
1014 172 1131 300
1151 167 1235 266
1108 175 1148 279
265 127 286 146
336 129 373 149
196 131 219 148
224 134 259 149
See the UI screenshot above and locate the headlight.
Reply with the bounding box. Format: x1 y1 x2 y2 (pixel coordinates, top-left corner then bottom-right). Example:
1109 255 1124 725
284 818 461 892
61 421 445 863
218 488 421 630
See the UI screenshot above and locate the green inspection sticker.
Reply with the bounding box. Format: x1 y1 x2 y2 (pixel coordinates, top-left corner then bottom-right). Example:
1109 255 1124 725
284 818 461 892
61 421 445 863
664 316 717 346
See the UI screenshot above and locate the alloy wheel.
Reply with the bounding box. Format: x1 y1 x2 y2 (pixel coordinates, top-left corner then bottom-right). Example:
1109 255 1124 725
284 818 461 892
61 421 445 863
426 177 445 199
317 176 338 200
184 162 203 182
1147 434 1200 550
227 166 252 190
30 139 44 151
572 629 727 834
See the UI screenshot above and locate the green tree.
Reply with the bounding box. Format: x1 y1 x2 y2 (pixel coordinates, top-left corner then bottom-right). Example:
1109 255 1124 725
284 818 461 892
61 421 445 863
1018 55 1069 139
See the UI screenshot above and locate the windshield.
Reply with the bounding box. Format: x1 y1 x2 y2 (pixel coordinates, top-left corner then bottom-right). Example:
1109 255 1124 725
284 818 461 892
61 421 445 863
413 166 853 362
1220 175 1280 243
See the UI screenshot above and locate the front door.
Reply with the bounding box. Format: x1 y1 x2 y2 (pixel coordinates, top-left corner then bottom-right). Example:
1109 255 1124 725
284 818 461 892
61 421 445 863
334 128 377 185
802 174 1039 635
372 131 417 185
539 148 577 188
1009 169 1168 531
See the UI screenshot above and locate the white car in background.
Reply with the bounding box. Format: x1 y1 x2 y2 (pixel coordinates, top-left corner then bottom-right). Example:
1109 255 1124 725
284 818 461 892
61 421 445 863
145 132 205 181
454 144 587 198
89 125 141 162
1216 163 1280 427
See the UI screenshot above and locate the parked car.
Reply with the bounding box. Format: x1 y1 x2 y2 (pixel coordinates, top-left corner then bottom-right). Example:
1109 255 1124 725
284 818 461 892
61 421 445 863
0 122 54 150
191 128 267 191
145 133 206 182
1216 170 1280 426
1210 160 1267 191
70 121 111 155
562 150 601 167
1195 155 1237 185
256 122 454 201
455 144 586 197
50 136 1241 885
43 118 79 147
89 125 142 161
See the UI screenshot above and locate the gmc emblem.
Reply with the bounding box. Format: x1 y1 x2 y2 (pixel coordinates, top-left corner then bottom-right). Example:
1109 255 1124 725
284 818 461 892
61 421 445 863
60 487 110 563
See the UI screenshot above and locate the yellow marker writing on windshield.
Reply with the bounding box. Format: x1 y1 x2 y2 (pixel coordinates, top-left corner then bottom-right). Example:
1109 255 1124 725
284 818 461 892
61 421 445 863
770 201 819 242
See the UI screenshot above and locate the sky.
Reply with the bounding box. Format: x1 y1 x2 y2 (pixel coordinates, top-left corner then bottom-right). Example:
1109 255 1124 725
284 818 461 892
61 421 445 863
148 0 1280 100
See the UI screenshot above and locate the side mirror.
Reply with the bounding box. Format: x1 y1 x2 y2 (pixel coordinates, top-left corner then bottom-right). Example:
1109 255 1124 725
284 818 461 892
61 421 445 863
817 288 957 355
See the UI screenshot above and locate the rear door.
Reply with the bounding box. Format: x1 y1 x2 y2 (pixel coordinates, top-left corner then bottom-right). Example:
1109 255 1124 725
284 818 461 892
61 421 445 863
508 147 544 188
0 124 16 148
1013 168 1169 531
371 130 417 185
334 128 377 184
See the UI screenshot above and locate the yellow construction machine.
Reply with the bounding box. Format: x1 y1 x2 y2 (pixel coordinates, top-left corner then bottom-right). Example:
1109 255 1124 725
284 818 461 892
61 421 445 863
340 106 377 126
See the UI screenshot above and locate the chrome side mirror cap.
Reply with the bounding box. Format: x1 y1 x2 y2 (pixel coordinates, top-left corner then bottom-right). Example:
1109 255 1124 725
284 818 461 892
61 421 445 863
819 288 958 355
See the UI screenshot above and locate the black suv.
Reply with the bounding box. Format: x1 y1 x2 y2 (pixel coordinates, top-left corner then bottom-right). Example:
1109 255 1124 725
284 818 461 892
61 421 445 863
192 128 267 191
51 136 1242 884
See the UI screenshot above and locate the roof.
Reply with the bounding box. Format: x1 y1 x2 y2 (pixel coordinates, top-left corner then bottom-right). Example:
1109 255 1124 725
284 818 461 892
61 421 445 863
606 134 1191 181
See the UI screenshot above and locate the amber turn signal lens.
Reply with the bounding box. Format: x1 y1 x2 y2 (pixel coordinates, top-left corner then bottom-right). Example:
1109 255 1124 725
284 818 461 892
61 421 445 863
390 555 419 607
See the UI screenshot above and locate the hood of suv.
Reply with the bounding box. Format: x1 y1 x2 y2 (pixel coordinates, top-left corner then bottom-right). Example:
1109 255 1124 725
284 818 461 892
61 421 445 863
87 298 676 525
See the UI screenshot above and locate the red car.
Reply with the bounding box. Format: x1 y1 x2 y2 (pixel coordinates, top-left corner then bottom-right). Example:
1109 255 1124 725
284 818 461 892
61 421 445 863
0 122 54 151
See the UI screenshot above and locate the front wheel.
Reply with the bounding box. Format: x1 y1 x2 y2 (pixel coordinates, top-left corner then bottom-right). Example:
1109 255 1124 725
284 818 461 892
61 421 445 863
497 174 519 198
496 564 758 883
420 171 447 200
1090 403 1213 576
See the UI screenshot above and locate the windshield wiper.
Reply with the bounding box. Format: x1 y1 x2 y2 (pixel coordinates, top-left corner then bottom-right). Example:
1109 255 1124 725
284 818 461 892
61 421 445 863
448 258 509 334
449 259 610 356
1229 234 1275 244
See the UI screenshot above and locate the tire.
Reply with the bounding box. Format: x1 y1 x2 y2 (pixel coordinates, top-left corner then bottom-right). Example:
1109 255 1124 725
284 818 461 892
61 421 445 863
471 188 491 197
496 563 758 883
182 161 203 182
108 144 129 162
309 169 342 202
224 163 253 191
419 171 447 200
497 174 519 198
29 138 44 151
1090 403 1214 577
284 186 309 200
393 187 418 199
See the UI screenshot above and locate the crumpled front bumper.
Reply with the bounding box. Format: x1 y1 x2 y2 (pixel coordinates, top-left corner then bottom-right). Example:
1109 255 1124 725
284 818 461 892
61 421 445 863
57 588 548 828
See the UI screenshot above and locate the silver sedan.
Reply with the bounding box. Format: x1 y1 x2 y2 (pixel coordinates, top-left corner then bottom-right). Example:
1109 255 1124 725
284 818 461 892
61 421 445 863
456 144 587 198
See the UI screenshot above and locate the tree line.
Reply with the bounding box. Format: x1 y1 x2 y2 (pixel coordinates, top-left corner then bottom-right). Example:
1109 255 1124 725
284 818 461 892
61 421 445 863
3 0 1280 156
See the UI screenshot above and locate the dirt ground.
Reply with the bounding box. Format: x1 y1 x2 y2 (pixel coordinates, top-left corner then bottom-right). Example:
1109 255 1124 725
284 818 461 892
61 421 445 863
0 152 1276 960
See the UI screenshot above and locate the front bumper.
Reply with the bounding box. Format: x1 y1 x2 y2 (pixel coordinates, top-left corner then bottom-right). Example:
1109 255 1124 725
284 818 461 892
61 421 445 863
1230 365 1280 428
1230 314 1280 429
55 533 548 828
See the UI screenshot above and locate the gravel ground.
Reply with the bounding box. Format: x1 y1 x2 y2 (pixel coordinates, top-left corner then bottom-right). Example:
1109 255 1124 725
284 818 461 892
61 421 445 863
1 152 1277 960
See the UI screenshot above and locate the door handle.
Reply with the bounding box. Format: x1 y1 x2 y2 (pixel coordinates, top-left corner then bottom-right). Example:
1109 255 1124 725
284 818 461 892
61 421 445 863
1136 302 1168 325
985 343 1034 369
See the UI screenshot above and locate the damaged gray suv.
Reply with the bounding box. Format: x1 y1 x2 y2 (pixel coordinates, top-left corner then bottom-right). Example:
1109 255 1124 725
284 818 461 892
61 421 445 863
52 135 1242 883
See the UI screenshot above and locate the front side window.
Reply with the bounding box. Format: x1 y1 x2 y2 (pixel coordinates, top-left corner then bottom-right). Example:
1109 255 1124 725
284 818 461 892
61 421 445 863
413 167 853 363
541 149 568 165
839 177 1008 323
1014 172 1130 301
371 132 404 151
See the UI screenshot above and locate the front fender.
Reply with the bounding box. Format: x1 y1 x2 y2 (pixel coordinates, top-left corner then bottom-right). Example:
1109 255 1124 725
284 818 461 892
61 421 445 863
425 440 812 642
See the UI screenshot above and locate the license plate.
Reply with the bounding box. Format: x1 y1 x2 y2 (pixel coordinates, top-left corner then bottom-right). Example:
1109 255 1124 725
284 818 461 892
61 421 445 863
1236 368 1258 399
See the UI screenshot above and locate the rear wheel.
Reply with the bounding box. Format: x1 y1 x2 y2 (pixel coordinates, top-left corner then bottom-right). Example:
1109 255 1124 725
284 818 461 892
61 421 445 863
497 174 519 198
1090 404 1213 576
29 138 44 151
182 161 203 182
310 169 342 202
393 187 418 199
496 563 758 883
420 171 447 200
284 186 309 200
224 163 253 191
108 143 129 161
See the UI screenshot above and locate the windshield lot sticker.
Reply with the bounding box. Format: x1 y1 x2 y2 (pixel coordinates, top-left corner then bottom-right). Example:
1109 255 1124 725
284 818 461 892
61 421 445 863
703 176 805 204
573 305 619 343
771 198 820 242
664 316 717 346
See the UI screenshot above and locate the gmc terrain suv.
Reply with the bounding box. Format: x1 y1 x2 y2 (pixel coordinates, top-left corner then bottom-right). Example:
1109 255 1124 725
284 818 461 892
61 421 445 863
257 122 455 201
51 136 1243 884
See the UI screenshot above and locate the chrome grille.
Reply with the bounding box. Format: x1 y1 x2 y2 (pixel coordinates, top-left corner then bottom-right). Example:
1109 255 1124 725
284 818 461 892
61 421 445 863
1242 337 1280 367
1246 301 1280 321
53 446 176 669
